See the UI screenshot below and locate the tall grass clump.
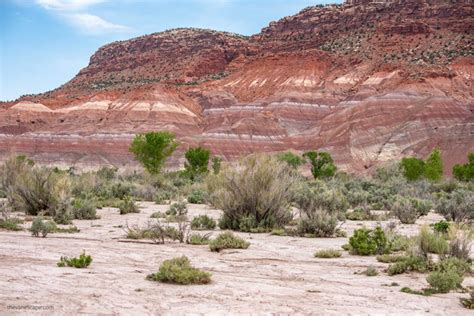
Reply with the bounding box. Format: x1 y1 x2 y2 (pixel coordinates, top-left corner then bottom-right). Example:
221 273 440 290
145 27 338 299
206 154 295 231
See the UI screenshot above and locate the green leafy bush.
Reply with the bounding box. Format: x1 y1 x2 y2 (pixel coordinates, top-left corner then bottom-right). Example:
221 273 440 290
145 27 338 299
433 220 450 234
376 254 409 263
209 231 250 252
72 198 99 220
424 149 443 181
129 131 178 174
0 217 23 231
186 232 211 245
119 196 140 214
314 249 342 258
453 152 474 182
418 226 448 256
146 256 211 285
30 217 55 237
57 251 92 268
184 147 210 180
276 152 304 169
208 154 294 231
387 256 428 275
191 215 216 230
211 157 222 175
426 269 463 293
400 157 425 181
187 189 208 204
303 151 337 179
348 227 390 256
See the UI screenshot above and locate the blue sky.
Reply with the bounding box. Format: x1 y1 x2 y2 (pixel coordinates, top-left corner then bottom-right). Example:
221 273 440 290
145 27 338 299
0 0 340 101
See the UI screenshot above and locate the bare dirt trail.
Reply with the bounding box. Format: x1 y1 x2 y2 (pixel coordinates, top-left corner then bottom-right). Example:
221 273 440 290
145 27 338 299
0 202 471 315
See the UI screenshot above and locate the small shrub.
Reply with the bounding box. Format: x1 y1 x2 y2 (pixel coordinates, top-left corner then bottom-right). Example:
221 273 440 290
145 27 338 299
186 232 211 245
297 211 338 237
146 256 211 285
433 220 450 234
303 151 337 179
418 226 448 256
211 156 222 175
448 224 473 260
0 217 23 231
187 189 208 204
400 287 434 296
365 266 378 276
276 152 304 169
314 249 342 258
387 256 428 275
30 217 54 237
436 189 473 222
154 190 173 204
53 199 73 225
376 254 409 263
150 211 166 219
119 196 140 215
125 222 180 244
461 290 474 309
72 198 99 220
390 196 419 224
167 201 188 216
348 227 390 256
209 231 250 252
191 215 216 230
426 269 463 293
57 251 92 268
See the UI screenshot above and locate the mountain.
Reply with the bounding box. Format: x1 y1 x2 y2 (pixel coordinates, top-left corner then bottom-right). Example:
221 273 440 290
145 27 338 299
1 0 473 172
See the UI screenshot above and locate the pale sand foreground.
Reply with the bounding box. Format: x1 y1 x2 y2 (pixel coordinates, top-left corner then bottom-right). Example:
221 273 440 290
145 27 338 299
0 202 471 315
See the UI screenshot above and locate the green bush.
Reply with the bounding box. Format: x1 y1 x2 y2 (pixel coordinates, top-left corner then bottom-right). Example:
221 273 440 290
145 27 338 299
433 220 450 234
119 196 140 214
365 266 378 276
30 217 55 237
453 152 474 182
314 249 342 258
146 256 211 285
191 215 216 230
209 231 250 252
129 131 178 174
426 270 463 293
0 217 23 231
376 254 409 263
400 157 425 181
126 222 180 244
187 189 208 204
424 149 443 181
154 190 173 204
276 152 304 169
72 198 99 220
208 154 294 231
418 226 448 256
461 290 474 309
186 232 211 245
387 256 428 275
167 201 188 216
57 251 92 268
211 157 222 175
348 227 390 256
150 211 166 219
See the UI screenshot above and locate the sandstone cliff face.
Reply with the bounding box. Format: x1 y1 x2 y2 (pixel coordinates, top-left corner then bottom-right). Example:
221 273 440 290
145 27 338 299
1 0 473 173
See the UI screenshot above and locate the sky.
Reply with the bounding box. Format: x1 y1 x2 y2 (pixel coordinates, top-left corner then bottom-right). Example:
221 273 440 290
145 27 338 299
0 0 340 101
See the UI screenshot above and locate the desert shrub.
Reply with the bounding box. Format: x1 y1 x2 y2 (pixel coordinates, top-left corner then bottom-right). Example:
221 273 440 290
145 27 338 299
303 151 337 179
8 167 71 217
400 157 425 181
125 222 180 244
119 196 140 214
184 146 210 180
391 196 431 224
345 207 382 221
0 201 23 231
53 198 73 224
208 154 295 231
72 198 99 220
314 249 342 258
400 287 434 296
297 211 338 237
129 131 178 174
154 190 173 204
433 220 450 234
0 155 35 197
276 152 304 169
96 166 117 180
146 256 211 285
426 269 463 293
434 257 471 276
365 266 378 276
191 215 216 230
387 256 429 275
110 181 134 199
150 211 166 219
57 251 92 268
418 226 449 256
30 217 54 237
461 290 474 309
348 227 390 256
167 201 188 216
453 152 474 182
376 254 409 263
187 189 208 204
211 156 222 175
435 189 474 221
209 231 250 252
447 224 473 260
186 232 211 245
293 180 349 215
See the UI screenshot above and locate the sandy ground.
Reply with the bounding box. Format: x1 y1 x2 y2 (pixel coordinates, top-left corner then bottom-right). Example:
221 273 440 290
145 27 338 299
0 202 472 315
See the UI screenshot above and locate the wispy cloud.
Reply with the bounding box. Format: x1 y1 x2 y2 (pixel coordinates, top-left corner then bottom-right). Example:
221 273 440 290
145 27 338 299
35 0 131 34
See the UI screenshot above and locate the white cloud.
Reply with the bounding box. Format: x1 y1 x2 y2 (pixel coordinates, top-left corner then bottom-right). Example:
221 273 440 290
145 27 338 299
66 13 130 34
36 0 105 11
35 0 131 34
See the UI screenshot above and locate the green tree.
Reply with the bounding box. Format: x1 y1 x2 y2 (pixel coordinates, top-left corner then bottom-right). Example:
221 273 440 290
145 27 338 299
276 152 304 169
400 157 425 181
452 152 474 181
424 149 443 181
184 146 210 179
303 151 337 179
129 131 178 174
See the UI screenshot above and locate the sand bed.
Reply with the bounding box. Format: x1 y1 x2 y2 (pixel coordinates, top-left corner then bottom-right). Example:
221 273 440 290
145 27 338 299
0 202 471 315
